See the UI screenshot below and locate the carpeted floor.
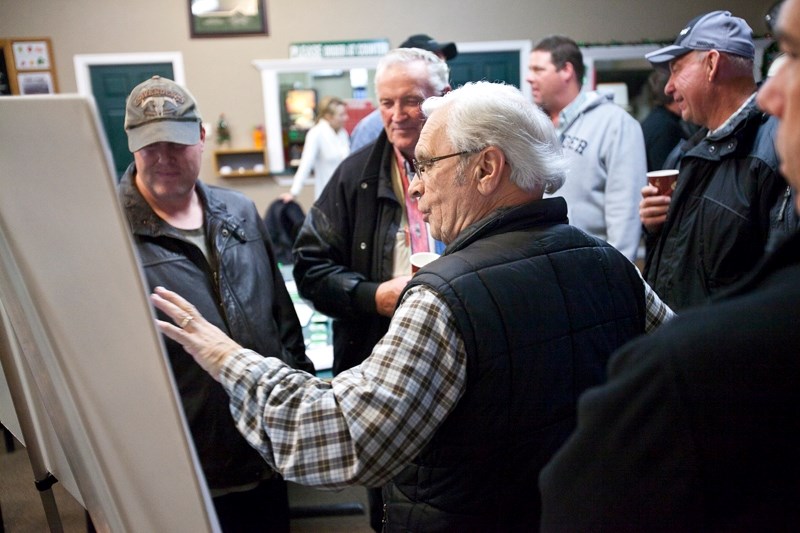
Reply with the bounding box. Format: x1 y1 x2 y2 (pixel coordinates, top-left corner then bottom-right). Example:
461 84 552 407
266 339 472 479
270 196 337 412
0 432 373 533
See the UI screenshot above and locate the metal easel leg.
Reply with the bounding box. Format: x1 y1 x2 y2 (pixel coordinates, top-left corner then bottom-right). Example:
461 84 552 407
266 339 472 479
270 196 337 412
0 304 64 533
35 472 63 533
2 423 14 452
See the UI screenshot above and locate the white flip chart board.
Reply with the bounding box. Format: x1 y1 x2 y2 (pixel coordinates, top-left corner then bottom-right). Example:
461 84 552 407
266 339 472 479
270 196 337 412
0 94 218 532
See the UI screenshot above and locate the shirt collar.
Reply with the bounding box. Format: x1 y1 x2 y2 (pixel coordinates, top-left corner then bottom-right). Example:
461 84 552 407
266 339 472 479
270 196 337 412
708 92 756 137
556 91 589 136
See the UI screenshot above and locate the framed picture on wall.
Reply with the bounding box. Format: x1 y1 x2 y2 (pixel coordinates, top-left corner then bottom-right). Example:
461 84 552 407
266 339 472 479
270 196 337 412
17 72 55 95
12 40 51 71
189 0 268 37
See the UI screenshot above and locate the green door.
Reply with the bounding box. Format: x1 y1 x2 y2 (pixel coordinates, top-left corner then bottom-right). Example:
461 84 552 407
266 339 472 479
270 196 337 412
90 63 174 179
448 51 521 90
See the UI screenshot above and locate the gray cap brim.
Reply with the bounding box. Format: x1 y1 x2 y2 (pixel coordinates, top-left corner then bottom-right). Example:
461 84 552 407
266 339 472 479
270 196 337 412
645 45 692 64
127 119 201 152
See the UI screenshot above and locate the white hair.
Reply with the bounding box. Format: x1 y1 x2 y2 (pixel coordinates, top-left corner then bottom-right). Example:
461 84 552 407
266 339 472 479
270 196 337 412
374 47 450 95
421 81 566 194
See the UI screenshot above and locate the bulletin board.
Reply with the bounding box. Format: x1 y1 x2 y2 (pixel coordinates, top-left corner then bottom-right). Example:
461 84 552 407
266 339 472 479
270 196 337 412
0 37 59 95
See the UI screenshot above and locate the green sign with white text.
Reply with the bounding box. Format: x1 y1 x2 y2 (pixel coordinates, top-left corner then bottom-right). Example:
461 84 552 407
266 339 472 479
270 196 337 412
289 40 390 60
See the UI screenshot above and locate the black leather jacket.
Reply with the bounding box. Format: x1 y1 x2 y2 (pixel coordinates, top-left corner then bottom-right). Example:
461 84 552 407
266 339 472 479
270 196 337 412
293 133 402 375
119 165 312 489
644 97 785 310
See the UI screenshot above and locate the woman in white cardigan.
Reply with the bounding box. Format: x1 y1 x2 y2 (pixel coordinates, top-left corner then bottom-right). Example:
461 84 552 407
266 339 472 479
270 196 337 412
282 96 350 203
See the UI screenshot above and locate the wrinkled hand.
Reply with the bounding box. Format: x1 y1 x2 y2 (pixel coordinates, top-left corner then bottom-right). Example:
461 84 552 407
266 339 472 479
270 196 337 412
639 185 671 233
150 286 243 381
375 275 412 317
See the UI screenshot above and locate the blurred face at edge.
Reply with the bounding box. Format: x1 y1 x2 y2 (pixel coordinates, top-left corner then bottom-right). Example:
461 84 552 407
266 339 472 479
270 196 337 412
758 0 800 211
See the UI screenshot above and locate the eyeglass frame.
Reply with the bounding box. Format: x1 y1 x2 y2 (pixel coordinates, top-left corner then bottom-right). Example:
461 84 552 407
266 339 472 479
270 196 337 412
412 149 479 177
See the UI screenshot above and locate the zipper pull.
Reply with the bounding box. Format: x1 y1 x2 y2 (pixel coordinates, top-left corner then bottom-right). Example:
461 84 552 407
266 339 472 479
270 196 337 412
778 186 791 222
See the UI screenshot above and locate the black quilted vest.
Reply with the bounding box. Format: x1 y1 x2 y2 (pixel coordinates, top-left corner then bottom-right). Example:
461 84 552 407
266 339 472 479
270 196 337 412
383 198 645 532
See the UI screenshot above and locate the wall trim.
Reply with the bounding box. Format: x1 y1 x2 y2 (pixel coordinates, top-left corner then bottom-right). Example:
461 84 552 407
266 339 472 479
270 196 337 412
73 52 186 96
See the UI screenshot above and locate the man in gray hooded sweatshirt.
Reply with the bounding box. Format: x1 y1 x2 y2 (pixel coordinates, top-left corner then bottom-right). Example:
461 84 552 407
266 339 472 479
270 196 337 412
527 35 647 262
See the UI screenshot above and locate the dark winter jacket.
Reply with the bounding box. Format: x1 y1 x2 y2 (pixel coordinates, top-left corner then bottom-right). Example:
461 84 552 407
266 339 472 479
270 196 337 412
119 166 312 489
541 229 800 532
644 97 784 310
292 132 403 375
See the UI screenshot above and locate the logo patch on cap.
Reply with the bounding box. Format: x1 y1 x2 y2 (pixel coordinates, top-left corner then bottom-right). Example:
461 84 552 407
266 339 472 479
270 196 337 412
134 88 187 119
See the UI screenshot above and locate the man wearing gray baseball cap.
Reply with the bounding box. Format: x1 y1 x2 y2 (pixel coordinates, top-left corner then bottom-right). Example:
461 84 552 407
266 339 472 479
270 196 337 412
118 75 314 532
124 76 203 152
639 10 787 311
644 10 755 64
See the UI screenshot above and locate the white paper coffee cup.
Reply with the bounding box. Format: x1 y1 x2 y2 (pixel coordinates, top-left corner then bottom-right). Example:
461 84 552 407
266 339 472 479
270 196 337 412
410 252 440 273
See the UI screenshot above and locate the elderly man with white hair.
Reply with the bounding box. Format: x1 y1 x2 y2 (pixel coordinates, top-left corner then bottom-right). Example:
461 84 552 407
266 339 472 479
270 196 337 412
150 81 663 531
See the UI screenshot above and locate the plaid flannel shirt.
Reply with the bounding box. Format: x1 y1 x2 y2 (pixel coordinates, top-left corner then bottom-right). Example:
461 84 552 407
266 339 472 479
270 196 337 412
219 281 673 489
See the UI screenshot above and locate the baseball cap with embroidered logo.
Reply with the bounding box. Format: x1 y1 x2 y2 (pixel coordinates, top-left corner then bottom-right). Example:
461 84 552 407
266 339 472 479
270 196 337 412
645 10 755 65
124 76 203 152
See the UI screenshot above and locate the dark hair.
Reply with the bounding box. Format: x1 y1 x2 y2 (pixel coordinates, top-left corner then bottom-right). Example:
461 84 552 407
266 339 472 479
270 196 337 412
532 35 586 87
647 69 674 107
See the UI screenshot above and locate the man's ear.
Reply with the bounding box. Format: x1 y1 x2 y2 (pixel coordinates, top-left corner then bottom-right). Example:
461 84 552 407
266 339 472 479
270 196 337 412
559 61 576 83
475 146 505 196
705 50 721 82
441 85 452 96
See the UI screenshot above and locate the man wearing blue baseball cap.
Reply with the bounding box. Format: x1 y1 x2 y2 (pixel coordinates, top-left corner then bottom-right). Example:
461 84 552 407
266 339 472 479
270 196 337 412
644 10 756 63
639 11 787 311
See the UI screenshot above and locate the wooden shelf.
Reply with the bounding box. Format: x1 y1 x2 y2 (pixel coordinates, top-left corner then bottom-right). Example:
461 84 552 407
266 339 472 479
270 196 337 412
214 148 268 178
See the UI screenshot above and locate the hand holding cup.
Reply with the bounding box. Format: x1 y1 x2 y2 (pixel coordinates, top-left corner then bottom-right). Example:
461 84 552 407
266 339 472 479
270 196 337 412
646 169 679 197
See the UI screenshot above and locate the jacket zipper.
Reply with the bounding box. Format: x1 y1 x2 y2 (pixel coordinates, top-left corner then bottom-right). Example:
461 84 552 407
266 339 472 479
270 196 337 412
778 186 791 222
